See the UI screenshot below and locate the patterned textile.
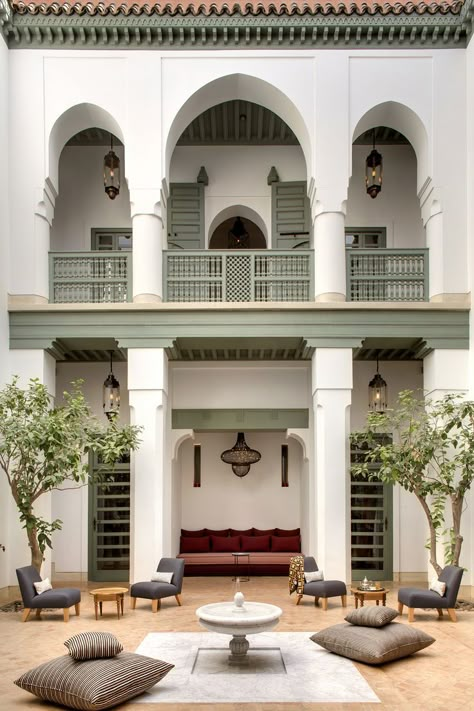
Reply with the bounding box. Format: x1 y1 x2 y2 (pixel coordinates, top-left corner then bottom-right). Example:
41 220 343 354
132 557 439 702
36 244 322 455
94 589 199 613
64 632 123 660
15 652 174 710
311 622 435 665
288 555 304 595
344 606 398 628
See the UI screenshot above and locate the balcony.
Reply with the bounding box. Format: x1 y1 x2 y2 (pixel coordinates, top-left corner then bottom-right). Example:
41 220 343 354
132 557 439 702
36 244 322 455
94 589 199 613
49 248 428 304
346 249 428 302
164 250 313 303
49 252 131 304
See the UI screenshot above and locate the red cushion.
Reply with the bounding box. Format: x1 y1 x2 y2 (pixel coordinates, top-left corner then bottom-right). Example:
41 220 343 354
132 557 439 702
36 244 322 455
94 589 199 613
275 528 301 537
180 536 210 553
211 535 240 552
229 529 254 537
270 535 301 552
252 528 276 536
206 529 230 537
241 535 271 552
181 529 207 538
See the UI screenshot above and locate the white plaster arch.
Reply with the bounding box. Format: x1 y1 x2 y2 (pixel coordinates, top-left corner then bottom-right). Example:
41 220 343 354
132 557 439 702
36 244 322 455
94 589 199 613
286 429 309 461
48 103 125 196
165 73 311 183
207 205 268 248
352 101 430 194
171 430 195 462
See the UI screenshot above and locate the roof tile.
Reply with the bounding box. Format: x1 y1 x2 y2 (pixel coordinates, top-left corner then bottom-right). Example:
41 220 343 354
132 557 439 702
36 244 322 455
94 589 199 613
10 0 465 16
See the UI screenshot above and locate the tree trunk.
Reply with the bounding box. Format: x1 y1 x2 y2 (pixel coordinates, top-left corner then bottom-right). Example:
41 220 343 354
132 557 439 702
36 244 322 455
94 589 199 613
416 493 442 576
26 525 43 573
450 493 464 567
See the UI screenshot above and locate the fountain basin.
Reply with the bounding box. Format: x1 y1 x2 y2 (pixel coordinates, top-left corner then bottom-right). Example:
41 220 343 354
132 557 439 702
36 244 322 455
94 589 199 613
196 593 283 665
196 600 282 636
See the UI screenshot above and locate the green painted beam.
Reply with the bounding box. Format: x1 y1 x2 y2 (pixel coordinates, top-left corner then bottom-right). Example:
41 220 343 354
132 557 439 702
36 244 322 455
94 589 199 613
172 408 309 430
9 304 469 352
2 7 473 50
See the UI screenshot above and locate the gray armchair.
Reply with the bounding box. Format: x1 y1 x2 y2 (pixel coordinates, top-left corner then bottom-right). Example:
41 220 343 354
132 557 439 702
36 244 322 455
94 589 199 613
398 565 463 622
16 566 81 622
130 557 185 612
296 556 347 610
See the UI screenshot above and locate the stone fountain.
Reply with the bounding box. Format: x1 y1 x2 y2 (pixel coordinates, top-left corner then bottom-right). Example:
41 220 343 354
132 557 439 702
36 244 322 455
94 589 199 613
196 592 282 664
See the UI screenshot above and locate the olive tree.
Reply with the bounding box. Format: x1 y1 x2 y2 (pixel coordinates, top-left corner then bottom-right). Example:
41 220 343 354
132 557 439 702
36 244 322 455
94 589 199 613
0 377 141 572
351 390 474 576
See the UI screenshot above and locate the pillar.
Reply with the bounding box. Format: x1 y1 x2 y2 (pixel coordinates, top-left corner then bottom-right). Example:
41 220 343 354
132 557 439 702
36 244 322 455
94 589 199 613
128 348 170 583
313 212 346 302
5 351 56 584
311 348 352 581
424 349 471 585
130 190 163 303
425 209 444 302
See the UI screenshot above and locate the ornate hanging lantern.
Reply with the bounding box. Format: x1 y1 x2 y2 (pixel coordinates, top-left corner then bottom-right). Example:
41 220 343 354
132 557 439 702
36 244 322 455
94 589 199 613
104 134 120 200
368 357 388 412
365 130 383 199
221 432 261 478
103 351 120 420
228 216 249 249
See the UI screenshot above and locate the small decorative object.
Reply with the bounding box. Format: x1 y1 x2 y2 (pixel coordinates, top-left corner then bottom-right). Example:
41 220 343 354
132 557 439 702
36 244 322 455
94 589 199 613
103 351 120 420
365 129 383 199
104 134 120 200
221 432 261 478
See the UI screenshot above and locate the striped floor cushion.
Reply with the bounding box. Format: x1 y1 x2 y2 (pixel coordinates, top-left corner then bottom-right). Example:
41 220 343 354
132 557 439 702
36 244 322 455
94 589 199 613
15 652 174 710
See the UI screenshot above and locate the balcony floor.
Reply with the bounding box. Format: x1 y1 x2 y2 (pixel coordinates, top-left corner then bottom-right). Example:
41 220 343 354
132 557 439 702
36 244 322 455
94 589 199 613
1 576 473 710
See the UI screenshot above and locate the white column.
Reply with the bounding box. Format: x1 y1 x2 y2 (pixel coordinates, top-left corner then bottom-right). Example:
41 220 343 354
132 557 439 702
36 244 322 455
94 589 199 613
425 209 444 301
311 348 352 581
6 351 56 583
424 349 471 584
128 348 170 583
314 212 346 302
130 190 163 303
30 212 50 303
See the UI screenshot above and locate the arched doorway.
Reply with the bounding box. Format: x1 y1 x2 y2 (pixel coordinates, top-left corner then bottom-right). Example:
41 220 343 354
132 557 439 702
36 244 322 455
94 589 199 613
209 216 266 249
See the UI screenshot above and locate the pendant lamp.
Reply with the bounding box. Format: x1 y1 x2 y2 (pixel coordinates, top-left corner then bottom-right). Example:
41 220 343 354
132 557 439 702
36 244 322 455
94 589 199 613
368 357 387 412
221 432 261 478
103 351 120 420
365 130 383 199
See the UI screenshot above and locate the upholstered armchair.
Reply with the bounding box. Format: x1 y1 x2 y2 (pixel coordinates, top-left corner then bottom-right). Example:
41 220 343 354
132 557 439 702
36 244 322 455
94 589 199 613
16 566 81 622
398 565 463 622
130 557 185 612
296 556 347 610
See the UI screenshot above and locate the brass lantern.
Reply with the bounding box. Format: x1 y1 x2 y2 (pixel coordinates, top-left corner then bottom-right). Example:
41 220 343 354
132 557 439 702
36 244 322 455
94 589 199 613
103 351 120 420
104 135 120 200
368 358 387 412
365 130 383 199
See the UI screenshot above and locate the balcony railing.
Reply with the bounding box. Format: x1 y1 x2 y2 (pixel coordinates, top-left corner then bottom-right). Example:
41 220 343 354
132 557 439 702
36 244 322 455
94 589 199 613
49 252 131 304
346 248 428 302
164 250 314 302
48 248 428 304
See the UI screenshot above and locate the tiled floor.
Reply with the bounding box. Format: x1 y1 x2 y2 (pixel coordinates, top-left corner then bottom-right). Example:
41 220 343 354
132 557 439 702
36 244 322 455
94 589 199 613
1 576 473 711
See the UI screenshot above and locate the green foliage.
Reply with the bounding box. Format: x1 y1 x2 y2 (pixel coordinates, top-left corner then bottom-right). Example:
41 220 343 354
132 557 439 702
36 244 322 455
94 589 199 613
351 390 474 573
0 377 141 570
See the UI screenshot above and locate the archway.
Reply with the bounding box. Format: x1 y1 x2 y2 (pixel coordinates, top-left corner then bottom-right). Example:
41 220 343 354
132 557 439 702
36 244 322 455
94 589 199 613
209 207 267 249
165 73 311 183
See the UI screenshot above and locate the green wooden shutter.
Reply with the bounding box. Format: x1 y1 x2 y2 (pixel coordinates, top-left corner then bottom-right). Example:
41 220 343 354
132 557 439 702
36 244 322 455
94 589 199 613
167 183 204 250
272 181 310 249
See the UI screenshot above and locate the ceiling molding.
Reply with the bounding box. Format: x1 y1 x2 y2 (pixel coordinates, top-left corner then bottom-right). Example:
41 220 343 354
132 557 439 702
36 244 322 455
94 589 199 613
2 6 473 49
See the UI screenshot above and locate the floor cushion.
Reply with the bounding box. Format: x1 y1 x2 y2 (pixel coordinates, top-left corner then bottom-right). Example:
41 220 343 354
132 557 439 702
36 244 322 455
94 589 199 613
64 632 123 660
14 652 174 710
345 606 399 628
310 622 435 665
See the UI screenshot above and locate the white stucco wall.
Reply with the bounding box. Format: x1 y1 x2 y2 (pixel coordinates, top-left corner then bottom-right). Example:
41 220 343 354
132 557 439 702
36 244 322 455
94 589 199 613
0 34 10 589
347 145 424 248
179 432 302 531
51 146 131 251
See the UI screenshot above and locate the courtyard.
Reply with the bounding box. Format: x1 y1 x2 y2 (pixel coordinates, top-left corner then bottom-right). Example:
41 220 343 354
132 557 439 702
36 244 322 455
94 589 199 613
1 576 473 711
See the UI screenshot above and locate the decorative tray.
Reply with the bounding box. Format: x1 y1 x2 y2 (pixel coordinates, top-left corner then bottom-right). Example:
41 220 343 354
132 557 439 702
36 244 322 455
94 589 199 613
357 586 384 592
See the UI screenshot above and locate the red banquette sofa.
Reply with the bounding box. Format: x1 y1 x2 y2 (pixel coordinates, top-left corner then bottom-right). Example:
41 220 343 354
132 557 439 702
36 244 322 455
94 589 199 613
177 527 301 576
